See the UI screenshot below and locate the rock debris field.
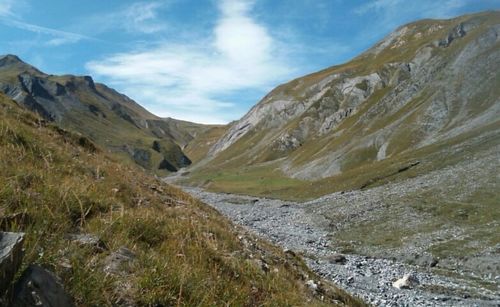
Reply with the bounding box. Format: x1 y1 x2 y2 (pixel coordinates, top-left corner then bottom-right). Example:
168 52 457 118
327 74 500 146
181 186 500 307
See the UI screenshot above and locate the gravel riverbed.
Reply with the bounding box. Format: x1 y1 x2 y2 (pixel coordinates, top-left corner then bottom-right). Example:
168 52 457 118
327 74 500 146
179 186 500 307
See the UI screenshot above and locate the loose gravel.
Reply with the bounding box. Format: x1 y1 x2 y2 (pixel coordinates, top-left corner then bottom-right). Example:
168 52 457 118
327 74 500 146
181 187 500 307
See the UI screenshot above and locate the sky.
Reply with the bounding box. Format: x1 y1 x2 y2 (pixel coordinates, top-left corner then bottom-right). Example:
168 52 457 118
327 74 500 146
0 0 499 124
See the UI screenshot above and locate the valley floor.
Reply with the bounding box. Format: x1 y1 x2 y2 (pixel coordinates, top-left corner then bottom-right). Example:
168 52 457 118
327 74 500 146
177 181 499 307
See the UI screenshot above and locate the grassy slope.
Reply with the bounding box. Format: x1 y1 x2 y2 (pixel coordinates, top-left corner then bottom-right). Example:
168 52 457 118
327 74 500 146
184 125 228 163
0 94 363 306
0 63 212 175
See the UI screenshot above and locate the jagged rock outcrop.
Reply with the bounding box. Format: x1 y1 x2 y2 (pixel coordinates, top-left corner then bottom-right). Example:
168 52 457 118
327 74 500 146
0 55 208 173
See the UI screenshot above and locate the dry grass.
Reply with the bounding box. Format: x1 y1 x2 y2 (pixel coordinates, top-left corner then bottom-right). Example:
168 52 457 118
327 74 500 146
0 94 364 306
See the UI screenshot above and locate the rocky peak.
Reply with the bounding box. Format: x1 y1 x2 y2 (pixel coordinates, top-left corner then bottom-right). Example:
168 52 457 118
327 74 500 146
0 54 23 67
0 54 46 78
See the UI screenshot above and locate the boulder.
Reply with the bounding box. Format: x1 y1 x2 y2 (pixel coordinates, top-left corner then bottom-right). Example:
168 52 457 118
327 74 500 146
0 232 25 294
393 273 419 289
9 264 74 307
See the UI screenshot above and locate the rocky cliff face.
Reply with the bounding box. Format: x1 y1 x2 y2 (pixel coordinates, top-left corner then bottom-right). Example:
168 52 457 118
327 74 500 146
204 12 500 182
0 55 211 173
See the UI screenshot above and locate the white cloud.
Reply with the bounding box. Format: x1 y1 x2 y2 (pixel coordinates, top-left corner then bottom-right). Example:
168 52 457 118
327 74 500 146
125 1 167 33
75 1 168 35
2 19 91 46
0 0 91 46
87 0 294 124
0 0 15 17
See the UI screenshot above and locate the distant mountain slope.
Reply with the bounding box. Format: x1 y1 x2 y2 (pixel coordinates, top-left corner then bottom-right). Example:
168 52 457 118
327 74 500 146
188 11 500 199
184 125 228 163
0 55 213 173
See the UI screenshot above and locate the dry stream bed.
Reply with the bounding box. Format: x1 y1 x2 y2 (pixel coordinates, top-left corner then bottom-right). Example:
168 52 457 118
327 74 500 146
176 185 499 307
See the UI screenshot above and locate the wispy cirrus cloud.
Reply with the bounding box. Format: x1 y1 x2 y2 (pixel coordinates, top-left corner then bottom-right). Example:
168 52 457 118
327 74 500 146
354 0 402 15
0 0 18 17
74 1 169 35
2 19 93 46
86 0 294 124
125 1 168 33
0 0 92 46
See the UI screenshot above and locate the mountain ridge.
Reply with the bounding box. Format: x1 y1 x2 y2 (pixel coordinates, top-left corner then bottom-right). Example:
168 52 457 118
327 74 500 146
0 55 222 173
186 11 500 199
172 12 500 302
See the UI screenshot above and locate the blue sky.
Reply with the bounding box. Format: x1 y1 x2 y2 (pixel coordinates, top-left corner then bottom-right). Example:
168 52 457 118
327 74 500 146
1 0 499 124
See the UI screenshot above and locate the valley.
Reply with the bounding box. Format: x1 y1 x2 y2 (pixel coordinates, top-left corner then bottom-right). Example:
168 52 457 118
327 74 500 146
170 13 500 305
0 7 499 307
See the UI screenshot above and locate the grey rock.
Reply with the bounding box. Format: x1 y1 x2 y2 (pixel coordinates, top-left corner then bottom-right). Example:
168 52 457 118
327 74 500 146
305 279 318 292
67 233 107 252
103 247 136 275
182 185 500 307
326 254 347 265
0 232 25 295
9 264 74 307
393 273 419 289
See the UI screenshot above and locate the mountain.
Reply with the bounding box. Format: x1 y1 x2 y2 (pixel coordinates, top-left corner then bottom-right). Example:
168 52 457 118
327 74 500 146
186 11 500 199
0 92 362 306
0 55 215 173
175 11 500 295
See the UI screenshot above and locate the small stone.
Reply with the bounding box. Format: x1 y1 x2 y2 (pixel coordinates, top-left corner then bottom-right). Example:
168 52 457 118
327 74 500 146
327 254 347 264
429 258 438 267
306 280 318 292
393 273 419 289
67 233 107 252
